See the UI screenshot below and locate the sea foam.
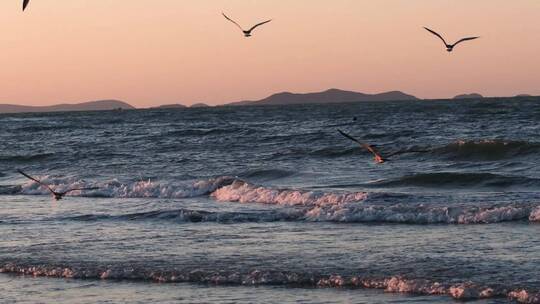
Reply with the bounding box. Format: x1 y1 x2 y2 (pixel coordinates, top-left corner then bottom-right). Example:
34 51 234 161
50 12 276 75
1 263 538 303
13 176 540 225
18 175 236 199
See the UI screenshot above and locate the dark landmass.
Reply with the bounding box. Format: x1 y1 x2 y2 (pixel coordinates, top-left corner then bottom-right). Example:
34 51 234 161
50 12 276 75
226 88 418 106
0 100 135 114
190 103 210 108
3 91 538 114
453 93 484 100
155 104 187 109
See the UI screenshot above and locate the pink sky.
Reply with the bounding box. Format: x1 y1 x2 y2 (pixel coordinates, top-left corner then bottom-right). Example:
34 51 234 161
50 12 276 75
1 0 539 107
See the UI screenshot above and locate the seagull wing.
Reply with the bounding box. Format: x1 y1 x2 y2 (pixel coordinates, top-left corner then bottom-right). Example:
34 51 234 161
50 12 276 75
424 27 448 46
338 129 386 161
248 19 272 33
23 0 30 11
222 13 245 31
62 187 99 195
338 129 363 145
451 36 480 48
17 169 55 194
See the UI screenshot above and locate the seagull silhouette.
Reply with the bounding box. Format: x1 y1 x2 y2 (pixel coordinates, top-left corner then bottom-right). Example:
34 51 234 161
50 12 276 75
338 130 431 164
222 13 272 37
17 169 98 201
23 0 30 11
338 130 387 164
424 27 479 52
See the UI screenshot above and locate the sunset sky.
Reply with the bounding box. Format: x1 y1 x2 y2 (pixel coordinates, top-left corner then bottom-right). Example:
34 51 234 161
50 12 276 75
1 0 539 107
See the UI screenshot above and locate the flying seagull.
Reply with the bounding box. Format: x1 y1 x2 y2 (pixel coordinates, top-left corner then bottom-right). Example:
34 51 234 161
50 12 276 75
17 169 98 201
222 13 272 37
423 27 479 52
338 130 431 163
338 129 387 164
23 0 30 11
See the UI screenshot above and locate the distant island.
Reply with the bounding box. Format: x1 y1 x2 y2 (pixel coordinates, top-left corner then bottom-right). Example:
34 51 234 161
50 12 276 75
453 93 484 100
0 100 135 114
1 90 538 114
226 88 418 106
190 103 210 108
153 103 210 109
154 104 187 109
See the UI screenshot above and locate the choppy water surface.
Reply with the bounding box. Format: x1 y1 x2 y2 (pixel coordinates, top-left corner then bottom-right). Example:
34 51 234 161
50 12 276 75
1 99 540 303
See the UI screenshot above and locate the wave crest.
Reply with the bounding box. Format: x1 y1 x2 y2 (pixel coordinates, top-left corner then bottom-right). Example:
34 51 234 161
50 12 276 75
19 176 237 199
1 263 537 302
211 180 368 207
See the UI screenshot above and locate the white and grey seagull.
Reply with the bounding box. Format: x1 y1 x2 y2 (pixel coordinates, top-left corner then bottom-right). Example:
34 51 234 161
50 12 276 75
338 129 387 164
338 130 430 164
424 27 479 52
222 13 272 37
18 169 98 201
23 0 30 11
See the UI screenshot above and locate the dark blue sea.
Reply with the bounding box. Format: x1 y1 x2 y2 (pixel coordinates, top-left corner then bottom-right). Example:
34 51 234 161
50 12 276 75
2 98 540 303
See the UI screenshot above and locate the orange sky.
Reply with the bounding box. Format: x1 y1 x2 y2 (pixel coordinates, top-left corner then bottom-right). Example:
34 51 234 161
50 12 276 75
1 0 539 107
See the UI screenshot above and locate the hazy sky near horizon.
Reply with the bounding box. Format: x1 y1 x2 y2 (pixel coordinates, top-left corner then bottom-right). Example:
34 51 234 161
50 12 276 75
1 0 540 107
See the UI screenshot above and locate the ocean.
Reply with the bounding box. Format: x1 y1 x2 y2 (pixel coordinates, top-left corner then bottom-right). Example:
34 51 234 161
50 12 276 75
1 98 540 303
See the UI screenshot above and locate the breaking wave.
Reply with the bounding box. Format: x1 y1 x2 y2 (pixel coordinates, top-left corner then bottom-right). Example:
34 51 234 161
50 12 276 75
17 175 237 199
1 262 538 303
211 181 540 224
55 204 540 225
9 177 540 225
211 180 368 207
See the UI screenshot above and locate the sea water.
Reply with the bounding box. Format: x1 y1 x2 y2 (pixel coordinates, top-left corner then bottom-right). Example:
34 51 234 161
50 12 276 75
1 99 540 303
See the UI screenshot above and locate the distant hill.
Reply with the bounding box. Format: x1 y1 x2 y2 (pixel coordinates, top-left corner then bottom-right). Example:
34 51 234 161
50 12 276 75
227 88 418 106
0 100 135 114
515 94 532 98
453 93 484 100
155 104 187 109
190 103 210 108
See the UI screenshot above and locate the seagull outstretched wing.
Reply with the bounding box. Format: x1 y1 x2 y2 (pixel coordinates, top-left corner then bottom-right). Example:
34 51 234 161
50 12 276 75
338 129 386 163
17 169 55 194
338 129 362 144
424 27 448 46
451 36 480 48
23 0 30 11
222 13 244 31
248 19 272 33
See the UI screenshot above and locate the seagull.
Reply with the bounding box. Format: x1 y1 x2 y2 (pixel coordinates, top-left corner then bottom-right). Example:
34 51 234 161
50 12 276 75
423 27 479 52
222 13 272 37
338 129 387 164
17 169 98 201
23 0 30 11
338 130 431 164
